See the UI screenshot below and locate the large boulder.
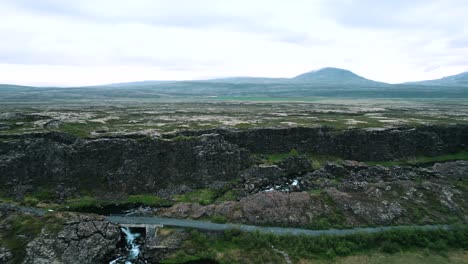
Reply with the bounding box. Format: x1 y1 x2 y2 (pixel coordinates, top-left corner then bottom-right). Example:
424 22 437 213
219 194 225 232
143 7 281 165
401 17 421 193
23 213 120 264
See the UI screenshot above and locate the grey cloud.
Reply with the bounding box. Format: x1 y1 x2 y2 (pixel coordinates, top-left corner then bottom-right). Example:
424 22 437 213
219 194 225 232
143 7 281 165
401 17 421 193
321 0 443 29
5 0 320 46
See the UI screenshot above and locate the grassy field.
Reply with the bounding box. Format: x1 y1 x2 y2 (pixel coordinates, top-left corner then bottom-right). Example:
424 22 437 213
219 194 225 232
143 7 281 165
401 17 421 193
161 225 468 264
261 150 468 169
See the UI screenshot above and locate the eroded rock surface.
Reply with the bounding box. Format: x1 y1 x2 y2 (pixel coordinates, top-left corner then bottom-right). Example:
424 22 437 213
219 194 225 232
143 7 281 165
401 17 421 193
159 161 468 227
23 213 120 264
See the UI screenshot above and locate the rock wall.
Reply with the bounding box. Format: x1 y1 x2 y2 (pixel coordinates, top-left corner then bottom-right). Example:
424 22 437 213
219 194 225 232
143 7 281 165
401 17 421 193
179 125 468 160
0 132 251 196
0 125 467 197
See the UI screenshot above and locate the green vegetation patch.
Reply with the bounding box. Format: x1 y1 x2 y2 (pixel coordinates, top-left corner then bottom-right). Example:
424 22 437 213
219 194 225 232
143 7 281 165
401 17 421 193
0 213 65 263
162 225 468 263
174 188 238 206
174 189 218 206
263 148 299 164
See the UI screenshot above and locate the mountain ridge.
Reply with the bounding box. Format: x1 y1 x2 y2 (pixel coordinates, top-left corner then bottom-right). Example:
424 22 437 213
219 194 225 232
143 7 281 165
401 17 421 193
1 67 467 88
405 71 468 86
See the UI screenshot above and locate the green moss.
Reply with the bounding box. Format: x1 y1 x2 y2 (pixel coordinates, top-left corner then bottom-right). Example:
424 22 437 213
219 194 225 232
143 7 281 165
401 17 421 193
63 195 103 210
32 188 56 201
211 214 228 224
0 215 44 263
174 189 217 205
42 214 65 235
216 190 237 202
263 148 300 164
306 192 347 229
21 196 40 206
57 123 90 138
307 189 324 195
125 194 173 206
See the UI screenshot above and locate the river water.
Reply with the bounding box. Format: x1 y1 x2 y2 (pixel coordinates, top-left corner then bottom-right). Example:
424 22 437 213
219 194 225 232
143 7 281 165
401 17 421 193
109 227 142 264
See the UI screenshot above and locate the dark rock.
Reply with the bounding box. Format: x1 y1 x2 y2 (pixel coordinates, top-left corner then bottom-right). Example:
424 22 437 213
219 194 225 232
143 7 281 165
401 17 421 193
242 165 284 180
0 132 251 196
0 246 13 263
342 160 368 171
23 213 121 264
323 162 347 177
1 125 467 198
191 125 468 161
278 155 312 175
160 191 327 226
143 229 190 263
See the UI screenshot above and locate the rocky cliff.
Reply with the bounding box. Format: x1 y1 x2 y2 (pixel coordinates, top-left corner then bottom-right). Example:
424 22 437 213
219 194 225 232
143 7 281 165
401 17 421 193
0 125 467 199
176 125 468 160
0 132 251 198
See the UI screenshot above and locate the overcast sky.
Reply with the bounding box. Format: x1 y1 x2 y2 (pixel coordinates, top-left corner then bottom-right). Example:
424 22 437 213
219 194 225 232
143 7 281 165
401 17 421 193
1 0 467 86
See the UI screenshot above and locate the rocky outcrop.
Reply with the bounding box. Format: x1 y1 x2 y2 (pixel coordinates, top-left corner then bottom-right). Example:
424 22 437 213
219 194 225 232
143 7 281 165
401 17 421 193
277 155 312 175
143 229 190 263
178 125 468 160
0 132 251 197
239 160 440 194
433 161 468 180
23 213 121 264
160 191 327 226
159 161 468 227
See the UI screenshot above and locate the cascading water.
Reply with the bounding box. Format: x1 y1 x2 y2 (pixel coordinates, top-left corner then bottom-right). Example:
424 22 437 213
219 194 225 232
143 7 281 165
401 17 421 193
110 227 141 264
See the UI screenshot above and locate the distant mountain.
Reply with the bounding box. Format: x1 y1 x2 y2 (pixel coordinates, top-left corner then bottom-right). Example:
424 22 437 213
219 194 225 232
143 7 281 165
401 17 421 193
96 67 385 87
292 67 386 86
405 72 468 86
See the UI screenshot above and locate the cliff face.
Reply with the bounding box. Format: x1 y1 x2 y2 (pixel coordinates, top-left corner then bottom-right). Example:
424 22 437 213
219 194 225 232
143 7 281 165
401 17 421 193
180 125 468 160
0 125 467 197
0 133 251 196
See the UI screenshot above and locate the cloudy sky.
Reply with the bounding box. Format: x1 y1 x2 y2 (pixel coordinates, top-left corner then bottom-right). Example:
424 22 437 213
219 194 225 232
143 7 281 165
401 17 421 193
0 0 467 86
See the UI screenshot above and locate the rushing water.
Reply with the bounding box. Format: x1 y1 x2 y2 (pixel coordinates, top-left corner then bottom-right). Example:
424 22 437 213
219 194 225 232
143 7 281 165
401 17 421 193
110 227 141 264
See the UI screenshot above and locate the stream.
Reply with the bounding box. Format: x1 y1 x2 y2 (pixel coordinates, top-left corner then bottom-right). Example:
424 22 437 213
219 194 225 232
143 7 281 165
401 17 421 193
109 227 142 264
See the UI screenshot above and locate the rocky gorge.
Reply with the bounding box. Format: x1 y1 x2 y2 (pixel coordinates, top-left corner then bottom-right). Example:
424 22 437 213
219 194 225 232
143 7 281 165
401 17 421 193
0 125 467 198
0 125 467 263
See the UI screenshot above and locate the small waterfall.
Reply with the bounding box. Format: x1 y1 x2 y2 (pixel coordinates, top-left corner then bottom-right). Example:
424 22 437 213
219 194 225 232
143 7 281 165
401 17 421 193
110 227 141 264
